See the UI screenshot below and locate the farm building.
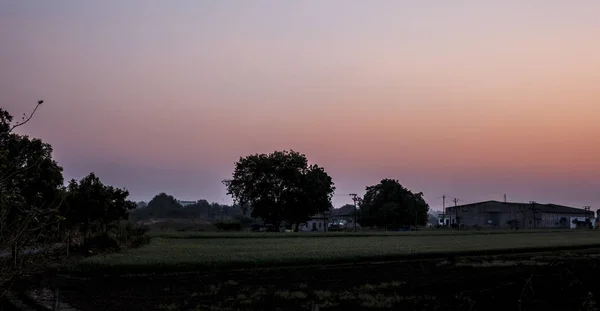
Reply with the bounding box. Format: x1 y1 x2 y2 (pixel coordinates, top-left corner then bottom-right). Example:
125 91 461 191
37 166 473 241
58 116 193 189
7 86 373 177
295 213 330 232
177 200 199 207
442 200 594 229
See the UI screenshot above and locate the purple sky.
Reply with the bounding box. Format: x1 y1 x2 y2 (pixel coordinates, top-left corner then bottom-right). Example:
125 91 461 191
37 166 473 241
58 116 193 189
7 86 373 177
2 1 600 211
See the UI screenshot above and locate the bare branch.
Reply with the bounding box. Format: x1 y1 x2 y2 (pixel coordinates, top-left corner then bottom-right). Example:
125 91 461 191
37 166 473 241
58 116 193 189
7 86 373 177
8 100 43 133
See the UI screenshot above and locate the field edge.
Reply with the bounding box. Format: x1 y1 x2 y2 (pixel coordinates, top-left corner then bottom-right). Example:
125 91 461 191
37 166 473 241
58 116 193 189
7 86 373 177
68 242 600 277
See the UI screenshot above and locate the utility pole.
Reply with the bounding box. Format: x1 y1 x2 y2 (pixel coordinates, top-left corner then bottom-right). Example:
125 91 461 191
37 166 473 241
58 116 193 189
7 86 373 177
504 194 507 203
584 206 591 217
442 194 446 227
452 198 460 230
349 194 358 232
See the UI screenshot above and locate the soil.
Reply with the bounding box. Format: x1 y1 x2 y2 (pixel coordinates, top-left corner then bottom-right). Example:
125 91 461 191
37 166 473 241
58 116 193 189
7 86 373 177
43 249 600 310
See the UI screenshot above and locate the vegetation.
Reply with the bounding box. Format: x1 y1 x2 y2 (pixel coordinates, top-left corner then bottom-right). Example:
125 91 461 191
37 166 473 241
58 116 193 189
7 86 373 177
148 228 584 239
4 103 599 311
358 179 430 228
63 173 137 243
222 150 336 230
213 222 242 231
76 230 600 275
0 103 143 296
331 204 356 217
129 193 247 224
60 246 600 311
0 101 66 293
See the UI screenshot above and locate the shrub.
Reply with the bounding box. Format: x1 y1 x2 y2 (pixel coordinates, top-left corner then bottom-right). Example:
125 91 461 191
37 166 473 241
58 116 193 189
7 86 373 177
84 235 121 253
234 216 255 228
214 222 242 231
113 221 150 249
130 234 151 248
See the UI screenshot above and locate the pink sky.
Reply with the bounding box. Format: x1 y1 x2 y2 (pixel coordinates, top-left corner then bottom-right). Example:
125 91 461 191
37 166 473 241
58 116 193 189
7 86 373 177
2 1 600 210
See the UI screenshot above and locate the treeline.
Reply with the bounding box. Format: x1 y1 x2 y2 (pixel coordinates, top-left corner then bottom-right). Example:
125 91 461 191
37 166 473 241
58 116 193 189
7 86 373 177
130 193 246 222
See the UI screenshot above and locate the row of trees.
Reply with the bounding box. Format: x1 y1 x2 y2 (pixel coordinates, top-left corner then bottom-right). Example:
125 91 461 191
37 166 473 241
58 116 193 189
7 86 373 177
130 193 244 222
1 102 139 294
223 150 430 230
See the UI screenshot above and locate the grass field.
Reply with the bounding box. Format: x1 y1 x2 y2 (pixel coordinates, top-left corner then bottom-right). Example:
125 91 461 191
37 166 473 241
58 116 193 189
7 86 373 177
76 230 600 274
58 230 600 310
149 228 583 239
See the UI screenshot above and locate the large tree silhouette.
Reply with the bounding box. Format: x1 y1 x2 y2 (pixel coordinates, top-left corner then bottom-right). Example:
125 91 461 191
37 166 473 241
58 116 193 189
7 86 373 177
358 179 429 228
223 150 335 230
0 101 65 294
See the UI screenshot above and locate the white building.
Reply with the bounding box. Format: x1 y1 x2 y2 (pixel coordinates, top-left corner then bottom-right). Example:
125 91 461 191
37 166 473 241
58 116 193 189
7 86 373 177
296 213 329 232
178 200 198 207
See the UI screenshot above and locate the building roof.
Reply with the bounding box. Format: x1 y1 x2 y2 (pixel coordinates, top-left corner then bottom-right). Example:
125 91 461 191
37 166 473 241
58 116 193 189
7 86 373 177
178 201 200 208
448 200 592 215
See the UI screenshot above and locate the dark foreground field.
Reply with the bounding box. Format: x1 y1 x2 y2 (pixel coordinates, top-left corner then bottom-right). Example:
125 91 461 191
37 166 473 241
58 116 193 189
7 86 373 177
8 231 600 311
56 248 600 311
75 230 600 274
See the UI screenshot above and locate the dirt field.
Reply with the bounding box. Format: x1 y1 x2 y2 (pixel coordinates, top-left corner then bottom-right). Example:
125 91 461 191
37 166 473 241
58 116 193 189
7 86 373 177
57 248 600 311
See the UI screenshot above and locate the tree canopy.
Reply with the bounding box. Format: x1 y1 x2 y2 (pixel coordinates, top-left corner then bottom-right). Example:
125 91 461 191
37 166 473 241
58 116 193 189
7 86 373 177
129 193 244 222
223 150 335 229
64 172 137 238
358 179 429 228
1 102 142 293
0 103 64 252
331 204 356 217
146 193 183 217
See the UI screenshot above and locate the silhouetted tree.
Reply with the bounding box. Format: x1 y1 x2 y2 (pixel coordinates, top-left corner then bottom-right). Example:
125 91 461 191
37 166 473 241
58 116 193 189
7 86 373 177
332 204 356 216
358 179 429 228
0 101 65 295
63 173 136 241
146 193 184 218
223 150 335 230
129 194 244 222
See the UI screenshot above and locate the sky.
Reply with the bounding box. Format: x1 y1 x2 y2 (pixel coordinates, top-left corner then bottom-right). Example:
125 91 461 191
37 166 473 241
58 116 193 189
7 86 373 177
1 1 600 212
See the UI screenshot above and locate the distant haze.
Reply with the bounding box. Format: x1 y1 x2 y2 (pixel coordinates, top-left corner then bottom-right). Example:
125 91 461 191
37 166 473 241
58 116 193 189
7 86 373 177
2 1 599 210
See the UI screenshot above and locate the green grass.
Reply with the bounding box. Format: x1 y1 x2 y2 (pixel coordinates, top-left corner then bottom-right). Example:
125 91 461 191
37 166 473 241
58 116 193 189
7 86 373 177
149 228 579 239
76 230 600 275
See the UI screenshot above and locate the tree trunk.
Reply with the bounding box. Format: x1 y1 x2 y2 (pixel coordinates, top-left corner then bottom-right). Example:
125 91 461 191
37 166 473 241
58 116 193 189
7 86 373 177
294 222 300 232
82 221 89 245
11 242 18 268
53 287 60 311
66 231 70 257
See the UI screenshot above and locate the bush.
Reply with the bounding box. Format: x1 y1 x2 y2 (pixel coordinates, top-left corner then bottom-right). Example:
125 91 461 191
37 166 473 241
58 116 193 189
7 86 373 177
113 221 150 249
84 235 121 253
214 222 242 231
234 216 256 228
130 234 151 248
